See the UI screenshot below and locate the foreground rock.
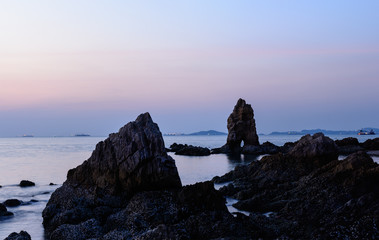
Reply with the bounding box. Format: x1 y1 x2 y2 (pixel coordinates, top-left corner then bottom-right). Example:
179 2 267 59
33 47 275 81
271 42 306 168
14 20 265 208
43 113 249 239
214 133 379 239
4 231 31 240
169 143 211 156
214 99 259 153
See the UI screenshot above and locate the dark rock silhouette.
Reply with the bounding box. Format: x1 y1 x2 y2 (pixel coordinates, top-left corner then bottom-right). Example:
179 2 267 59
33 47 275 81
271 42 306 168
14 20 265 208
213 98 259 154
361 137 379 150
19 180 35 187
43 113 247 239
335 137 364 154
3 199 22 207
4 231 31 240
169 143 211 156
0 203 13 217
214 132 379 239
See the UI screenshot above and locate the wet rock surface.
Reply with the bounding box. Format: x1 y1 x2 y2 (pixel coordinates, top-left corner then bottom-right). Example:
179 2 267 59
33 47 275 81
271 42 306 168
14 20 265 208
3 199 22 207
4 231 31 240
43 113 250 239
214 133 379 239
0 203 13 217
19 180 35 187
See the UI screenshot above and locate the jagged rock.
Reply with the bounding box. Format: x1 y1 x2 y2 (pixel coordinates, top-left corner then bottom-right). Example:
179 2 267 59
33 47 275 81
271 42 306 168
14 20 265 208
214 134 379 239
3 199 22 207
335 137 364 154
19 180 35 187
361 137 379 150
220 98 259 153
4 231 31 240
43 113 249 239
0 203 13 217
288 133 338 162
43 113 182 234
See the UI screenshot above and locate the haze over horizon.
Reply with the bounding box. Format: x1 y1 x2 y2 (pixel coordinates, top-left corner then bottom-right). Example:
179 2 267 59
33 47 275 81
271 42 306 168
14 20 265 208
1 1 378 137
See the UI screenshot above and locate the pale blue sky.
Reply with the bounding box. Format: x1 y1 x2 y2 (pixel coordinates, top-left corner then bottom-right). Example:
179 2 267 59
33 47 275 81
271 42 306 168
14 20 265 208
0 1 378 136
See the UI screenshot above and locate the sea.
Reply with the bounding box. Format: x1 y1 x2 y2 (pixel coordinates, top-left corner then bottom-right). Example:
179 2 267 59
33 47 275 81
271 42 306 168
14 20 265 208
0 134 378 239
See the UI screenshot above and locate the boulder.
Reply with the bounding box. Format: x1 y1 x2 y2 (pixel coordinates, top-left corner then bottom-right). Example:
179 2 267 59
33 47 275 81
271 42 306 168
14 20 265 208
3 199 22 207
335 137 364 154
288 133 338 162
4 231 31 240
19 180 35 187
0 203 13 217
169 143 211 156
361 138 379 150
175 145 210 156
223 98 259 153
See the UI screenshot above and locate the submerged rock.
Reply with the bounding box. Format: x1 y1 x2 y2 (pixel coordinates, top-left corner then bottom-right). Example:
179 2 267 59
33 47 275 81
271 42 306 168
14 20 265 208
169 143 211 156
0 203 13 217
19 180 35 187
3 199 22 207
43 113 248 239
4 231 31 240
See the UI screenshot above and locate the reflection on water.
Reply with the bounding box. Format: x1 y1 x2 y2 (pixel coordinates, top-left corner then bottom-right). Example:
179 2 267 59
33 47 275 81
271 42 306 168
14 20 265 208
172 153 263 186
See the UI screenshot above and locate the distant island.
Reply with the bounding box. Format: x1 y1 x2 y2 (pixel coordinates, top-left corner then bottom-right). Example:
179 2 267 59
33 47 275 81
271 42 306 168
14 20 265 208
164 130 227 136
74 134 91 137
268 128 378 136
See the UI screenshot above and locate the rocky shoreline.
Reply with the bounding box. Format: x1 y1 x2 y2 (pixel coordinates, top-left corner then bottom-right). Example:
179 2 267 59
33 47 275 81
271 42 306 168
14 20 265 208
2 99 379 239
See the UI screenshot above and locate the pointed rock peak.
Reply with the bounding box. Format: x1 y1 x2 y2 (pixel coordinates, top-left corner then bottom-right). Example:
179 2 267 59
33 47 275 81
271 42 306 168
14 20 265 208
135 112 153 124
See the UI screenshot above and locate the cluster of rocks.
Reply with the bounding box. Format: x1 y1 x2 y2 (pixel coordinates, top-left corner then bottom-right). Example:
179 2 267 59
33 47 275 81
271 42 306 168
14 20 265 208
4 231 31 240
0 180 37 220
168 143 211 156
214 133 379 239
335 137 379 154
42 113 250 239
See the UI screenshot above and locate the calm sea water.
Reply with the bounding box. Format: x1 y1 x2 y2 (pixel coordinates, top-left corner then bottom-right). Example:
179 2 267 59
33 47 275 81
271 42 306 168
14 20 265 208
0 134 377 239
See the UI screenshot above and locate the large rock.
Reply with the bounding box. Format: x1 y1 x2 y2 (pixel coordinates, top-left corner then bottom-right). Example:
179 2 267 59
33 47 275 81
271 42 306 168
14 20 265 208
213 99 259 153
43 113 182 234
288 133 338 161
43 113 249 239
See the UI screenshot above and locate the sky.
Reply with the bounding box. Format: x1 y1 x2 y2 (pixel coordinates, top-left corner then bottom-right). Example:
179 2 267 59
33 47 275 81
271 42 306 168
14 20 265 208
1 1 379 136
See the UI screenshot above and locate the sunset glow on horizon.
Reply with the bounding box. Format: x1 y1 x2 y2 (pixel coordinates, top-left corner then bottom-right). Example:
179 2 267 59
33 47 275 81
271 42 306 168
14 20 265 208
1 1 379 136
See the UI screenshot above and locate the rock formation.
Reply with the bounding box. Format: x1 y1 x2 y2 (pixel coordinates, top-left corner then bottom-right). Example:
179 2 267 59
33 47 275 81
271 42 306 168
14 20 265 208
4 231 31 240
213 98 259 153
43 113 248 239
214 133 379 239
169 143 211 156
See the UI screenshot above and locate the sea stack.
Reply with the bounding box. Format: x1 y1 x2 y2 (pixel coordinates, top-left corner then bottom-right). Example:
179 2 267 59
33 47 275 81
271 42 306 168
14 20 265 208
216 98 259 153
